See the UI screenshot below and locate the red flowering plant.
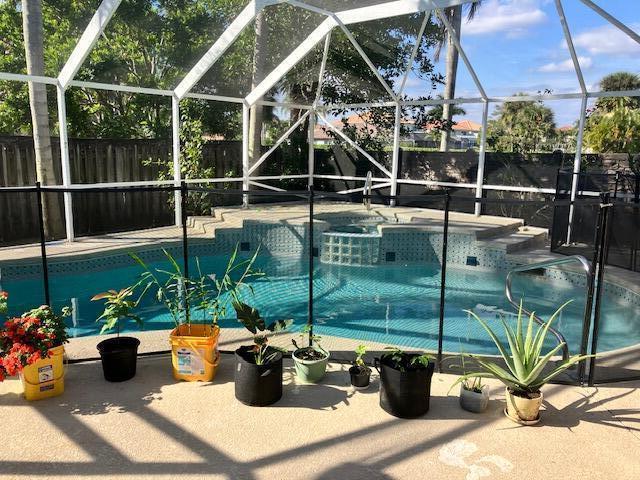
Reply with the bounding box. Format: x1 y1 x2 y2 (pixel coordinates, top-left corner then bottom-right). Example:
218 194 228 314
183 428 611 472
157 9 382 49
0 301 71 381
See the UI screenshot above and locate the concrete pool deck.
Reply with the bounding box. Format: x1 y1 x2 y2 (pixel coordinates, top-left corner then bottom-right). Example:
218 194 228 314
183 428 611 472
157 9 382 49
0 355 639 480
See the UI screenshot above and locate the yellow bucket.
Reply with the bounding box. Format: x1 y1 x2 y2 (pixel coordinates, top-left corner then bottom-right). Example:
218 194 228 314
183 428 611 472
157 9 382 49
169 324 220 382
20 345 65 401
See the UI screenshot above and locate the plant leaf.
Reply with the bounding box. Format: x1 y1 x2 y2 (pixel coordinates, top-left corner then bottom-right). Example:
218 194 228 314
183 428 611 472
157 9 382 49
266 318 292 332
465 309 518 376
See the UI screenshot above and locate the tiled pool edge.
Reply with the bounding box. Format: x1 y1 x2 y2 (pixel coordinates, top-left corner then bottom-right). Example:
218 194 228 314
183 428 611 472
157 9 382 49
2 210 639 309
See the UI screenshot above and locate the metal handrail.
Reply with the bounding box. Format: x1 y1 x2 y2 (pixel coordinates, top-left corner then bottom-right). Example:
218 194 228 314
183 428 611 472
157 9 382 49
505 255 592 362
363 171 372 210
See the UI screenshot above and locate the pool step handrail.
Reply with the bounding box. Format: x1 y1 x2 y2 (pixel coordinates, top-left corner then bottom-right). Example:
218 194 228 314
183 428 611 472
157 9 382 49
505 255 592 362
364 171 372 211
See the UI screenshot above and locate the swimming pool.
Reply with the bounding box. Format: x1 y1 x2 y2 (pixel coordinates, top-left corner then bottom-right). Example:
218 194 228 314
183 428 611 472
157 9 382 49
2 253 639 355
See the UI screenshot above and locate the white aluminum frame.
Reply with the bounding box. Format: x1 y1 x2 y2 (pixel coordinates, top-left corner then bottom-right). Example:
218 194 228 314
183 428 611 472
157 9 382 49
1 0 639 243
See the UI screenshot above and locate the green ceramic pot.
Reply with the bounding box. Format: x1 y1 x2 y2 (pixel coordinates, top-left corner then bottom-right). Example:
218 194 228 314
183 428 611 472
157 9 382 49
292 347 329 383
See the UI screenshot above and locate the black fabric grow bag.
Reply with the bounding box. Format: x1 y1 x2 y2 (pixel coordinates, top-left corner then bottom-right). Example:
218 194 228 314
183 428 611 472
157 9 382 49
377 355 435 418
235 346 283 406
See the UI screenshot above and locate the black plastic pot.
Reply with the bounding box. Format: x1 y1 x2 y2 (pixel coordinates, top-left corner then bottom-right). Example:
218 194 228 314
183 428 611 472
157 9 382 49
97 336 140 382
376 355 435 418
349 366 371 388
235 346 283 406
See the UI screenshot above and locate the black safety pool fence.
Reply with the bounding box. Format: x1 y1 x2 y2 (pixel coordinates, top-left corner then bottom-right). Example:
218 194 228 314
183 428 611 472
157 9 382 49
0 182 632 386
553 170 640 272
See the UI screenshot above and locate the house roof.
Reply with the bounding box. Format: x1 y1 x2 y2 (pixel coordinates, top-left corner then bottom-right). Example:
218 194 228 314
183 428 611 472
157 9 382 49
314 115 482 140
452 119 481 132
422 119 481 132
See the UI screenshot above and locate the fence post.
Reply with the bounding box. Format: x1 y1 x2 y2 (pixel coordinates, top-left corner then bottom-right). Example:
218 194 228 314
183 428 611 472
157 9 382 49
474 99 489 216
567 95 588 244
172 95 182 226
308 185 314 347
587 195 612 386
180 181 190 322
35 182 50 306
577 197 606 384
437 190 451 372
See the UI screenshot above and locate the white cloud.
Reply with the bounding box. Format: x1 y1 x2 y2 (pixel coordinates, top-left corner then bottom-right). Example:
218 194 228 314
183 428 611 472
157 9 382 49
538 56 592 73
463 0 547 37
570 24 640 56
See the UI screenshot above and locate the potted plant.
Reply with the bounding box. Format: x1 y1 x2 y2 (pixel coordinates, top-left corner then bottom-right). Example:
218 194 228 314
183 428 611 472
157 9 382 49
375 347 434 418
452 354 489 414
233 301 291 406
0 296 71 401
349 344 371 389
291 325 329 383
452 301 592 425
132 245 262 382
91 286 146 382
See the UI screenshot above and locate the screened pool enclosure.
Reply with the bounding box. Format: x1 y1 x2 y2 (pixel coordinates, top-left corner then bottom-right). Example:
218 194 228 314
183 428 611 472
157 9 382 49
1 0 639 240
1 0 640 386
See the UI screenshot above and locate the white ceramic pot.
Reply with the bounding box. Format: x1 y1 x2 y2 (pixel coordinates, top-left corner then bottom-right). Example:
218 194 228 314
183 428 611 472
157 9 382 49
505 387 543 424
459 384 489 413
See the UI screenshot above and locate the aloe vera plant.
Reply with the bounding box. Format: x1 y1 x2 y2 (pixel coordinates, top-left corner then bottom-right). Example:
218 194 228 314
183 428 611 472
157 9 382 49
453 301 592 396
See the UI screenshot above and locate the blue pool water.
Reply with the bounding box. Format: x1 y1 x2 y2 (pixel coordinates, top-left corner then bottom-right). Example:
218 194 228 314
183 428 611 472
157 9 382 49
2 254 639 355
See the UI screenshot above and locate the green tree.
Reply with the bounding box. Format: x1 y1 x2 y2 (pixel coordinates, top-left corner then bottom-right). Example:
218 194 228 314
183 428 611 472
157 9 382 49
486 95 557 153
21 0 64 238
434 1 483 151
594 72 640 112
0 2 449 189
584 72 640 158
318 15 446 161
425 98 466 134
584 99 640 155
0 0 248 138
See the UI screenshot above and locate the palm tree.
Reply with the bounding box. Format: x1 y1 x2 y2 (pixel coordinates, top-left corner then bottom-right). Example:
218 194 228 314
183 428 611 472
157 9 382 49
435 1 483 152
21 0 64 237
248 12 268 167
596 72 640 111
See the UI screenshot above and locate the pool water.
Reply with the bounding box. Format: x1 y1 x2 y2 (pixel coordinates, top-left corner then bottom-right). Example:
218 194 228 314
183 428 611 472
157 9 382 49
329 224 380 234
2 254 639 355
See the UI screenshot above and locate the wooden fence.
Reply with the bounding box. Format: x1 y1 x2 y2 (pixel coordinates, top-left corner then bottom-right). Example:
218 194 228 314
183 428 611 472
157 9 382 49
1 134 632 244
0 136 245 245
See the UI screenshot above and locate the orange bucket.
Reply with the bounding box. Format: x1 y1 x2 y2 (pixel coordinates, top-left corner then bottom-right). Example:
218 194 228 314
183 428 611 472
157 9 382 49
20 345 65 401
169 324 220 382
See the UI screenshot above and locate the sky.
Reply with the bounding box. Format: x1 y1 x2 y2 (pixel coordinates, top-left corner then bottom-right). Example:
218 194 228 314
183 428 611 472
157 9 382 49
403 0 640 127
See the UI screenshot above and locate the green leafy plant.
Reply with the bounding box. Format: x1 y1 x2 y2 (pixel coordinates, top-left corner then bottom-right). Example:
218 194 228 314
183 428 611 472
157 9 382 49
131 250 191 327
130 245 263 328
291 324 328 361
354 344 368 369
200 246 264 324
91 286 147 335
0 291 8 315
452 301 592 397
233 301 291 365
449 352 484 394
382 347 432 372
